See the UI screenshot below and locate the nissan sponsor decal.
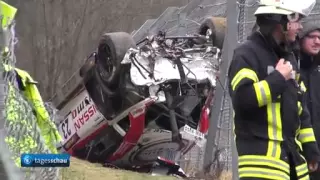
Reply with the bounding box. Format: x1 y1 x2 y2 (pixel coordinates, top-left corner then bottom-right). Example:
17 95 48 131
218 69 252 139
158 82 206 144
71 96 99 131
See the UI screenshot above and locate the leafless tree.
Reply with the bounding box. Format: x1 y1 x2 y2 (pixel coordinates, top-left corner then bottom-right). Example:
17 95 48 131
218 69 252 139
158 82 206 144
9 0 189 100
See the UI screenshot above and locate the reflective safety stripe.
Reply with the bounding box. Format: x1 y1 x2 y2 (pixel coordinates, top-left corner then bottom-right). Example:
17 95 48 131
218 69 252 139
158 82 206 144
239 167 290 180
299 153 307 162
239 155 290 174
253 80 272 107
300 81 307 92
233 110 236 141
295 126 303 150
299 174 310 180
295 138 303 151
231 68 259 91
267 102 283 158
296 163 309 178
298 128 316 143
297 101 303 116
296 151 309 179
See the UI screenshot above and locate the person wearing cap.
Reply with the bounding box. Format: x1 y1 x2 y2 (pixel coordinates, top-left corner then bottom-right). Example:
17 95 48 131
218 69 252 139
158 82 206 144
0 1 62 166
298 22 320 179
299 23 320 58
227 0 320 179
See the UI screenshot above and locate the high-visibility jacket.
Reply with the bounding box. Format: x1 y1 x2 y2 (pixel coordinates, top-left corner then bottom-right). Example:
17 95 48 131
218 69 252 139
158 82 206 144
228 32 320 179
1 1 61 166
15 67 62 151
0 1 17 29
4 65 62 166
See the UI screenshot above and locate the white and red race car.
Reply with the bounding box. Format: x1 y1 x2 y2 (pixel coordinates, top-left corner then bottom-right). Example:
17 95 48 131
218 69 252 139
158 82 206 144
55 17 225 177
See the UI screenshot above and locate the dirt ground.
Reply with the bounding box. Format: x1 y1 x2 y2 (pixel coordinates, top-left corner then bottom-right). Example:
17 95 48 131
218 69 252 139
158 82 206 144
59 157 233 180
59 157 175 180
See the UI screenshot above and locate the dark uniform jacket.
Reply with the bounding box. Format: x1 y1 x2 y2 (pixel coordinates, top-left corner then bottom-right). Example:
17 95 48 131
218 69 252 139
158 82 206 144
228 31 320 179
300 53 320 143
299 23 320 148
300 53 320 179
298 22 320 180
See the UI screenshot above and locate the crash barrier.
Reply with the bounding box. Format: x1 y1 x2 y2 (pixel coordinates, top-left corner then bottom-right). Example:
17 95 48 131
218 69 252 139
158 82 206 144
0 19 60 180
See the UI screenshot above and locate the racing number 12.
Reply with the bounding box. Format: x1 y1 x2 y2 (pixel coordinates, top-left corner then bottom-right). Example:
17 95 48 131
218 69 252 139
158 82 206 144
61 118 72 139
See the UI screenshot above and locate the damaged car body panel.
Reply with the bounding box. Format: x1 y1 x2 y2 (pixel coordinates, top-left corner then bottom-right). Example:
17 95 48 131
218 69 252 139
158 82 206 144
55 17 226 178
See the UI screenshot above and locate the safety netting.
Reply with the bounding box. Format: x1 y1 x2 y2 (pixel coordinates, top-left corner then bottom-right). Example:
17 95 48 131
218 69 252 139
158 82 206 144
0 17 60 180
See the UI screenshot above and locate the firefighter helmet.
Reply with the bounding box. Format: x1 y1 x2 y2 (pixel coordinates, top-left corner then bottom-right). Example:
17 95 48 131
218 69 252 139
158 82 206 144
254 0 316 18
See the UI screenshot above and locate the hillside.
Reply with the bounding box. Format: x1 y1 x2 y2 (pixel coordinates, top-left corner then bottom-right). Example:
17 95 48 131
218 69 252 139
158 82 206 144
60 157 176 180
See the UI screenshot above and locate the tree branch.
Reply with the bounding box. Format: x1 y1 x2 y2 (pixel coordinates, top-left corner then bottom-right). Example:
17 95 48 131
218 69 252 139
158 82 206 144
68 0 89 69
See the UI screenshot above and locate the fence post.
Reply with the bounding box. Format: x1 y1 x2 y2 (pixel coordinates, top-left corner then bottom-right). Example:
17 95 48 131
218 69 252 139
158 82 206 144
203 0 239 178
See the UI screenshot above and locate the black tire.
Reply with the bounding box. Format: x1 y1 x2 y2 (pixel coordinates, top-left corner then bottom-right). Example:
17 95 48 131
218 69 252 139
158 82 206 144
96 32 136 86
79 52 116 97
198 17 226 49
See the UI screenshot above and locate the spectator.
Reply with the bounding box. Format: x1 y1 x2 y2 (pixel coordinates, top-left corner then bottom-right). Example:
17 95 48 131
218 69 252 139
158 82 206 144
299 22 320 180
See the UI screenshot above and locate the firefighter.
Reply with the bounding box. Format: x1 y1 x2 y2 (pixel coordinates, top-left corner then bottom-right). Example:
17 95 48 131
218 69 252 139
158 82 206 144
298 23 320 180
1 1 62 166
228 0 319 179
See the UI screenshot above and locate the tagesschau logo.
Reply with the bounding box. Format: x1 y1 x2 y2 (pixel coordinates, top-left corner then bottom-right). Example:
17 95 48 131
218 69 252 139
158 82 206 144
21 153 70 167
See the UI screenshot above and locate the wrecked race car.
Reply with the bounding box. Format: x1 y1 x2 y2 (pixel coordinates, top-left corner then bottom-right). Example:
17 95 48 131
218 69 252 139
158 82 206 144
55 17 226 177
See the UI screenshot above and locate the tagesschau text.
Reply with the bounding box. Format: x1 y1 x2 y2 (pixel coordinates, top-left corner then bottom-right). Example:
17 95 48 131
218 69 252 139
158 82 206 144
21 153 70 167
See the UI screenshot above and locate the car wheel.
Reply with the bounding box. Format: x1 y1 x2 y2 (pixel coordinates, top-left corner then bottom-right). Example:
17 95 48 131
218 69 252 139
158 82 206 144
198 17 226 49
96 32 136 86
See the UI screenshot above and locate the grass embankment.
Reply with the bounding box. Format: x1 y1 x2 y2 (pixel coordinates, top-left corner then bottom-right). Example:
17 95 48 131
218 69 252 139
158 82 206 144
60 157 233 180
60 157 176 180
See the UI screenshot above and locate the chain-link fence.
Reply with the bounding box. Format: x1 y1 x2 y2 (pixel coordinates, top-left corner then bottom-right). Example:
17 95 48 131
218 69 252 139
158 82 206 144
13 0 320 180
50 0 230 177
207 0 320 179
0 7 21 179
0 8 61 180
200 1 256 178
130 0 230 176
138 0 320 178
49 0 229 177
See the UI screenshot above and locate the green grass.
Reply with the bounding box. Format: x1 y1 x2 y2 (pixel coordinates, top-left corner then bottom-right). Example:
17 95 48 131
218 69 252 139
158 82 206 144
60 157 176 180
